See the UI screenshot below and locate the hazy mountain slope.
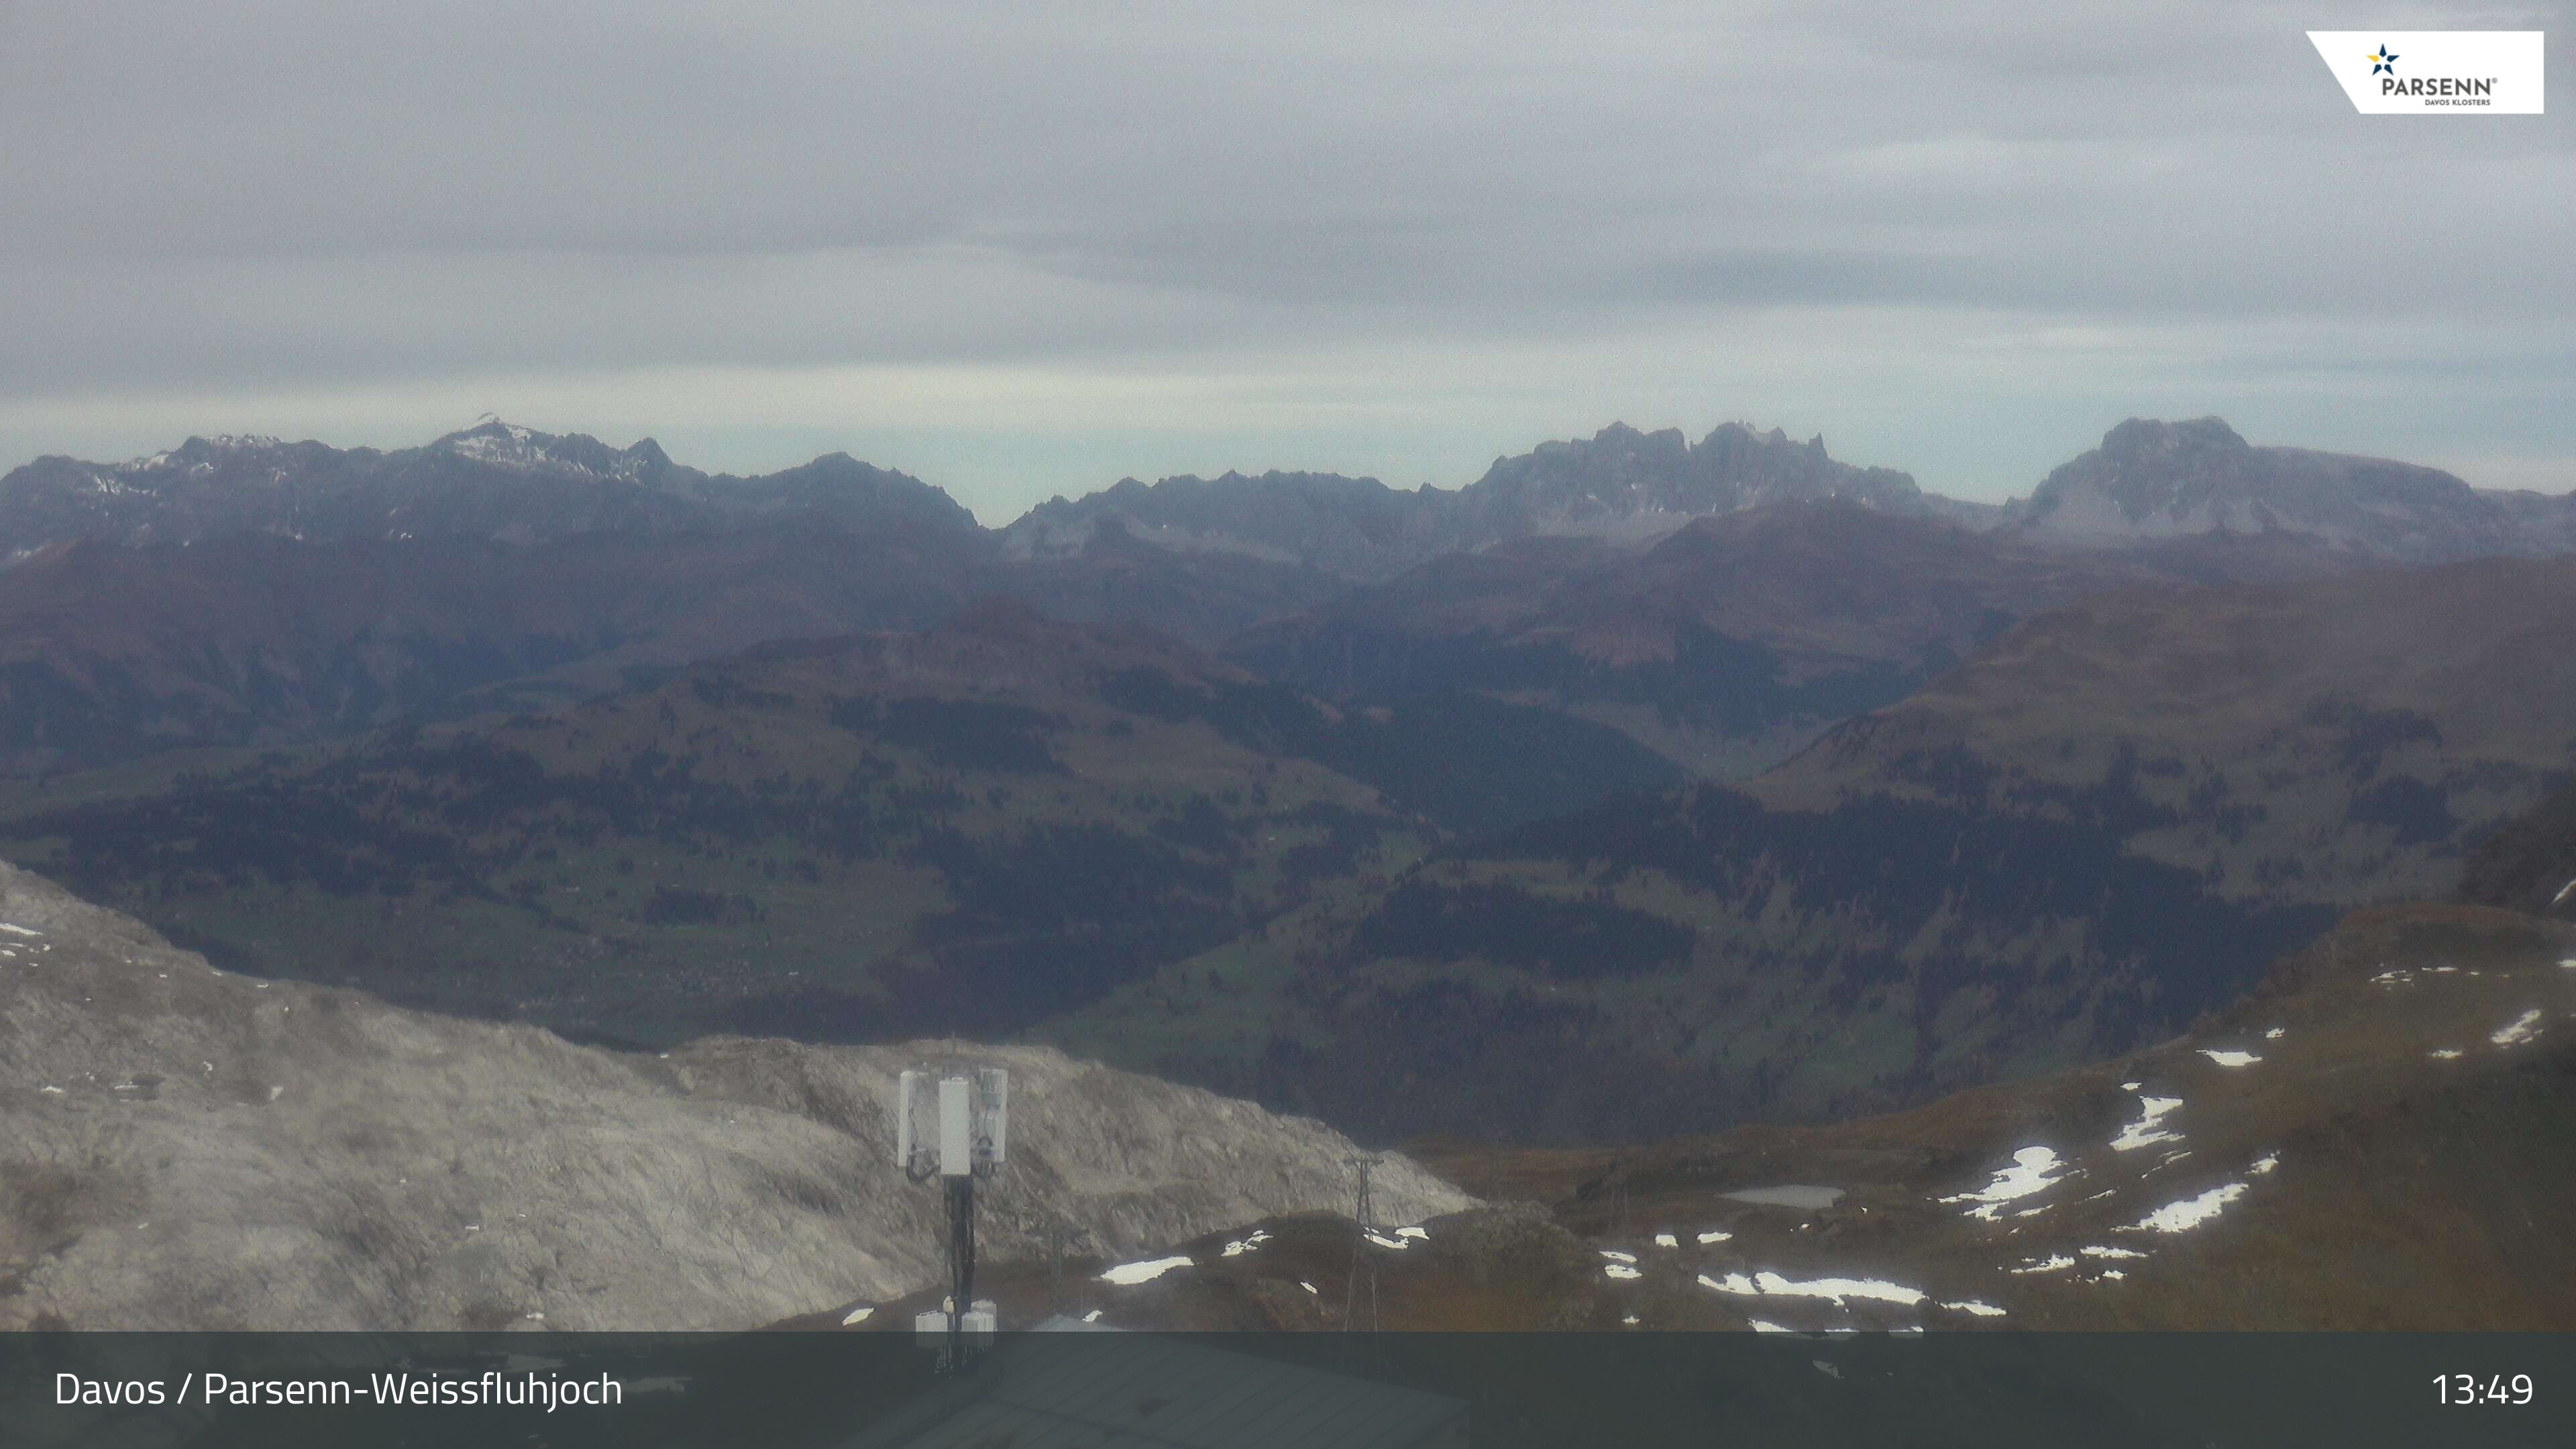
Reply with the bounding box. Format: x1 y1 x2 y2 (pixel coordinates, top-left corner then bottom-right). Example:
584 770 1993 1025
0 517 1351 781
1228 504 2165 776
0 421 980 559
1044 555 2576 1143
991 516 1356 647
0 525 994 776
2000 417 2576 561
1038 782 2329 1145
0 861 1469 1331
1002 470 1449 581
2457 773 2576 922
992 903 2576 1333
0 602 1676 1051
1754 553 2576 908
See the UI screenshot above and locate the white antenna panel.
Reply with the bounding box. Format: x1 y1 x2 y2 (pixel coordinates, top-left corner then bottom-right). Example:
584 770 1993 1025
896 1070 922 1169
938 1075 972 1177
975 1067 1008 1167
893 1065 1010 1176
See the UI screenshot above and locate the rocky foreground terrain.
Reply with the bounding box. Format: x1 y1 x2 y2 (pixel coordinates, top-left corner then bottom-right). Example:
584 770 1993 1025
0 862 1468 1331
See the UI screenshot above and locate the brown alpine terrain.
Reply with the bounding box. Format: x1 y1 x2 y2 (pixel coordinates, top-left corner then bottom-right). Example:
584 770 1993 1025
1754 552 2576 908
1035 551 2576 1146
857 902 2576 1332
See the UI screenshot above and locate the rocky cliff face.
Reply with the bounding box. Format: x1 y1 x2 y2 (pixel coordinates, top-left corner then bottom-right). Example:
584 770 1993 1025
0 863 1468 1331
2002 417 2576 562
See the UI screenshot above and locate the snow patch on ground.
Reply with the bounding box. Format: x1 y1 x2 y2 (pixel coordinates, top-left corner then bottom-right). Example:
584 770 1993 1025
1700 1271 1923 1307
2429 1048 2464 1060
841 1305 873 1326
1099 1254 1193 1285
2126 1183 2246 1234
1604 1263 1642 1281
1599 1249 1638 1264
1939 1300 2007 1318
1767 1273 1923 1307
2263 1027 2286 1040
1939 1146 2069 1220
1654 1232 1678 1248
1696 1229 1733 1245
2250 1153 2279 1175
2110 1095 2184 1151
2008 1255 2074 1275
2491 1010 2544 1047
0 923 42 937
2198 1050 2261 1068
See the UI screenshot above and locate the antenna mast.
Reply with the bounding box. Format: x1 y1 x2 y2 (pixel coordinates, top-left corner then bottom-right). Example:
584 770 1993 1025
897 1065 1008 1369
1341 1152 1382 1332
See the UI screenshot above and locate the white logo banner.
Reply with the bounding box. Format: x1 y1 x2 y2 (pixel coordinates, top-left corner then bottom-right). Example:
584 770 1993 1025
2306 31 2544 114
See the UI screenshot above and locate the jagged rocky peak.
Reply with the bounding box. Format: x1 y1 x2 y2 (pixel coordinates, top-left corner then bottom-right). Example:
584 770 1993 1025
2055 417 2259 518
1449 419 1935 549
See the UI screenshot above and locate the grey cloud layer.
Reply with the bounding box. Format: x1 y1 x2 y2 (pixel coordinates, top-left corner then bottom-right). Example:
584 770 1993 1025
1 0 2568 494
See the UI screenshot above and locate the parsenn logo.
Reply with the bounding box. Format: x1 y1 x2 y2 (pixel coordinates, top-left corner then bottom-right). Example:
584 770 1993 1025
2306 31 2544 113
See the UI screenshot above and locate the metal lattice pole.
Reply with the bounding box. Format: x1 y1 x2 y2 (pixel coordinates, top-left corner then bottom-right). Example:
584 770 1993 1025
1342 1154 1381 1332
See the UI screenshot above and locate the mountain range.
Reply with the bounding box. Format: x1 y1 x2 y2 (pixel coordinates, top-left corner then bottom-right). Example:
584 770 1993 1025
5 415 2569 788
3 413 2572 1153
7 409 2576 1340
16 415 2565 584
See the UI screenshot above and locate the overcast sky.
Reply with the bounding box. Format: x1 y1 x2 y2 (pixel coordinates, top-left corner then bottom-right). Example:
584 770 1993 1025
3 1 2568 521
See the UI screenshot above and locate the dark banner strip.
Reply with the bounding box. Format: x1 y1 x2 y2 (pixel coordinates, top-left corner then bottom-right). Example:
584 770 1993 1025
5 1331 2570 1447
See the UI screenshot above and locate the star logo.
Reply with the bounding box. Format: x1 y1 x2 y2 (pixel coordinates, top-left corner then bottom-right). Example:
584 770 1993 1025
2367 45 2399 75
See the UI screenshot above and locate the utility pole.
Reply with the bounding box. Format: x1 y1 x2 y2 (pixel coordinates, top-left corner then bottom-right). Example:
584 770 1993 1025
1342 1153 1381 1333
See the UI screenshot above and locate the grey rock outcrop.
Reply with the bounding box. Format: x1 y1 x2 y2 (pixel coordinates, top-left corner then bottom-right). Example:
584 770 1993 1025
2002 417 2576 563
0 863 1468 1330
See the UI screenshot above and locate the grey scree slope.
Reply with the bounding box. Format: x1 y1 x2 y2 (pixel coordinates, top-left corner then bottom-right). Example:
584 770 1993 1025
0 863 1470 1330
